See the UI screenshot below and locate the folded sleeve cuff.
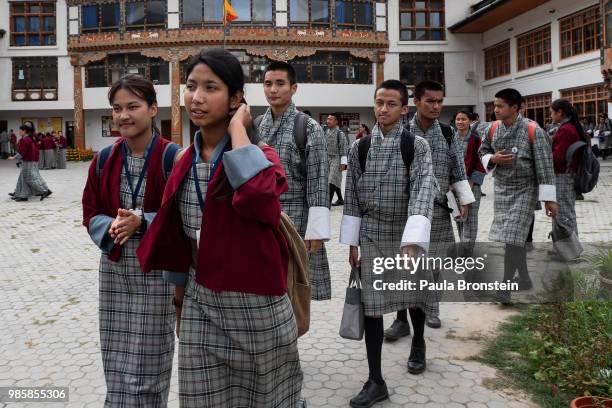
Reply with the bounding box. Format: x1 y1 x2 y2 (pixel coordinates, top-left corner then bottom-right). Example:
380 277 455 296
469 171 486 186
340 215 361 246
15 153 22 160
340 156 348 165
539 184 556 202
162 271 188 285
452 180 476 205
143 212 155 227
401 214 431 254
88 214 115 252
481 154 495 174
305 206 331 241
223 144 273 189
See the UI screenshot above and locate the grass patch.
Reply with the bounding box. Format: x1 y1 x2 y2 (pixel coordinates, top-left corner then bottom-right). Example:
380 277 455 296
32 318 56 326
60 296 80 309
10 234 16 239
30 248 40 253
47 275 57 280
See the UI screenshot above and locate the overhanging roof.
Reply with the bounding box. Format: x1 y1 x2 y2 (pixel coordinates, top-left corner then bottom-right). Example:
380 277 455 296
449 0 551 33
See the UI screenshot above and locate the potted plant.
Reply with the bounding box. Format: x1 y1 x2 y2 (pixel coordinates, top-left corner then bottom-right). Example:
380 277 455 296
570 396 612 408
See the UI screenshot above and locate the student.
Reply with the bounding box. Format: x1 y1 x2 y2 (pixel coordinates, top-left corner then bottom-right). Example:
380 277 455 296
550 99 585 237
42 133 56 169
454 110 486 256
387 81 474 336
9 129 17 156
257 61 332 300
340 79 436 407
8 122 52 202
136 49 304 408
56 131 68 169
82 75 179 407
326 113 348 206
479 88 557 302
356 124 370 140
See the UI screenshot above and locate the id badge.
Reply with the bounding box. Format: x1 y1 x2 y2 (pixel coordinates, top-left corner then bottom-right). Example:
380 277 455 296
129 208 143 217
196 229 201 249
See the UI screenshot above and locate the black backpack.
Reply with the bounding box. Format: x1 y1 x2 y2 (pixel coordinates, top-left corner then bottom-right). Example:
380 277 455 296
254 111 310 175
565 140 600 194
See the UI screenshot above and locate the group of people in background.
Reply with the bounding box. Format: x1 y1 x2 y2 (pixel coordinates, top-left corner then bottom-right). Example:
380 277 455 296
74 46 596 408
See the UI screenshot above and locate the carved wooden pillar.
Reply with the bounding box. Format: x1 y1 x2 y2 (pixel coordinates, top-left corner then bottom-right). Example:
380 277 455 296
170 58 183 146
375 51 386 86
71 55 85 149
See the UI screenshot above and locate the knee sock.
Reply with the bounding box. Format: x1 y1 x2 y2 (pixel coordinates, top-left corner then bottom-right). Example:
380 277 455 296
329 184 335 205
409 308 426 348
336 185 343 201
396 309 408 323
364 316 384 385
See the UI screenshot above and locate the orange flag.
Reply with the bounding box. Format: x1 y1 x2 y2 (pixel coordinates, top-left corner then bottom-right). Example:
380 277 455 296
224 0 238 24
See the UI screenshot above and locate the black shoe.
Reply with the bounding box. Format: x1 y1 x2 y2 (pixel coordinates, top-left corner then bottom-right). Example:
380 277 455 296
426 316 441 329
511 277 533 291
13 197 28 202
576 193 584 200
298 397 307 408
525 242 534 252
493 290 512 304
481 192 487 197
384 319 411 341
407 345 426 374
8 192 14 197
40 190 52 201
349 380 389 408
331 200 344 206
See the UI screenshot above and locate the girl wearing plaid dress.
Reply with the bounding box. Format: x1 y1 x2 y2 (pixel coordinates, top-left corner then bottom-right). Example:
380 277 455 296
137 49 303 408
82 75 178 407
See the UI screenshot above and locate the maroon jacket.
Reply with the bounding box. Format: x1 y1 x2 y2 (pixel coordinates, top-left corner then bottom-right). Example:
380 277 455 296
463 131 487 185
17 136 39 162
42 136 56 150
137 144 290 296
58 136 68 149
82 136 171 262
552 122 580 174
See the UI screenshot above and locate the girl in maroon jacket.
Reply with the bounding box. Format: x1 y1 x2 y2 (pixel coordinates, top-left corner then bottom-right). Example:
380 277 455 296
82 75 179 407
137 49 303 408
550 99 584 235
8 122 51 201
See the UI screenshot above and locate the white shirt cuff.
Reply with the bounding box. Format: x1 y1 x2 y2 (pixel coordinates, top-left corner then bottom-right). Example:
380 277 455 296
539 184 556 202
304 206 331 241
481 154 495 174
401 214 431 254
452 180 476 205
340 156 348 165
340 215 361 246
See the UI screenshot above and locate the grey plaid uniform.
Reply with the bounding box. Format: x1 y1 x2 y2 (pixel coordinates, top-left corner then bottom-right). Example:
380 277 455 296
257 103 332 300
326 128 348 188
44 149 56 169
555 173 577 234
344 123 438 317
98 155 175 408
456 134 482 248
479 115 556 246
56 147 67 169
14 161 48 199
176 161 303 408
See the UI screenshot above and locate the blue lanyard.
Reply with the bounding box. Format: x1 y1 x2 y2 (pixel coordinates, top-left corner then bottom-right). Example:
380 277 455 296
122 134 157 210
192 133 231 213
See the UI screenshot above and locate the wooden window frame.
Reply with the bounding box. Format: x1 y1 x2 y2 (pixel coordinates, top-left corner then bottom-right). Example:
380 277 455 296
290 51 372 84
335 0 375 31
522 92 552 128
559 5 602 59
399 52 444 87
399 0 445 41
484 40 510 80
10 2 56 46
180 0 275 28
288 0 332 28
517 24 551 71
484 102 495 121
560 84 607 126
11 57 58 101
125 0 167 31
85 53 170 87
81 3 121 34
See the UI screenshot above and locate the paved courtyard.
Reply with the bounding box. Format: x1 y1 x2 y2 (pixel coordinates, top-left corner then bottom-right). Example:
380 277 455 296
1 158 611 408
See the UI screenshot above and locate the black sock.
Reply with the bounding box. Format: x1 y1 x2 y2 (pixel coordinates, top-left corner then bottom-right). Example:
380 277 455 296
337 186 344 201
409 308 426 348
329 184 335 205
364 316 384 385
396 309 408 323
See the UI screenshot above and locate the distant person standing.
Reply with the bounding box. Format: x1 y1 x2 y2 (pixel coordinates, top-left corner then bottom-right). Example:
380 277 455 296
0 129 9 159
9 130 17 156
56 131 68 169
326 113 348 206
356 123 370 140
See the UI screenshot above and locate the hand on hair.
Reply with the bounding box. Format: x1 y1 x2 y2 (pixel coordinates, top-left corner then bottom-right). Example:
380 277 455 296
228 103 252 149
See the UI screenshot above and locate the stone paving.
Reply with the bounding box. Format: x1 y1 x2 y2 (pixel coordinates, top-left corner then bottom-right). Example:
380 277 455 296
1 157 611 408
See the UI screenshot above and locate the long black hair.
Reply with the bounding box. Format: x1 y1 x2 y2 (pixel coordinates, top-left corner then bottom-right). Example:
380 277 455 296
108 74 160 135
19 121 35 138
551 99 587 141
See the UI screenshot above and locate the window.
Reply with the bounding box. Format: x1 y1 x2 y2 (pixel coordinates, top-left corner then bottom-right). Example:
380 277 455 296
517 25 551 71
484 102 495 121
399 0 445 41
559 5 602 59
561 84 607 127
290 0 330 26
85 54 170 87
290 51 371 83
10 2 55 46
182 0 224 26
336 0 374 29
399 52 444 87
125 0 166 31
230 51 270 82
232 0 273 23
12 57 58 100
523 93 552 128
484 40 510 80
82 3 121 33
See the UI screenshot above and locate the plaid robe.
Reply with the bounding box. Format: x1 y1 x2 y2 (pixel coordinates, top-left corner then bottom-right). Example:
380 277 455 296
555 174 577 234
479 114 556 246
14 161 48 199
257 103 332 300
98 155 175 408
456 133 482 248
340 123 438 317
326 127 348 188
176 158 303 408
